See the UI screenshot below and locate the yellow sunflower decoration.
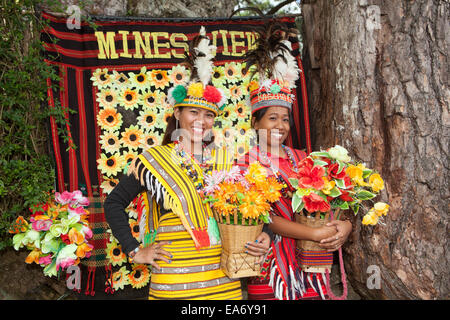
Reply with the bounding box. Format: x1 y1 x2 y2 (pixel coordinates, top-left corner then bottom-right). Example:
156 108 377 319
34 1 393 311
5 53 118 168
137 109 158 131
211 65 226 87
106 240 127 267
97 107 123 131
99 131 121 154
129 218 140 240
223 62 239 84
141 132 160 149
110 266 130 291
121 125 143 150
141 90 161 110
149 69 170 89
119 88 139 110
168 65 189 85
100 175 119 195
128 264 150 289
97 153 125 177
129 66 149 91
122 149 139 169
91 68 112 89
96 89 118 109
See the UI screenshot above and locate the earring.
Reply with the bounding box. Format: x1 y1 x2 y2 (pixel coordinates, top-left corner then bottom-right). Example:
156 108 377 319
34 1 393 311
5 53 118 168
176 118 179 130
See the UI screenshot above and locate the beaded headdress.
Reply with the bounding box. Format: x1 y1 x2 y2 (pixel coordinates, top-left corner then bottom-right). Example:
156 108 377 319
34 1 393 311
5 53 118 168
244 23 300 114
167 26 226 116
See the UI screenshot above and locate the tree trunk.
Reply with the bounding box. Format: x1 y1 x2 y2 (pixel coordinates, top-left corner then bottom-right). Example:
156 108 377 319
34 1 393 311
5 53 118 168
302 0 449 299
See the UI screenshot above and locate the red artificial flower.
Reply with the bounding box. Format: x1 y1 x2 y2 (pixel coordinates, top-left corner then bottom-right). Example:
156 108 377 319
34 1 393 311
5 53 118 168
203 85 222 104
339 189 354 202
303 192 330 213
296 158 325 189
61 234 71 244
327 163 347 180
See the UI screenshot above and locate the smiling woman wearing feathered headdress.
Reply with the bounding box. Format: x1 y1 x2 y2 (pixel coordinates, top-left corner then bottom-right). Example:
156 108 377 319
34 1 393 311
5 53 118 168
103 26 268 300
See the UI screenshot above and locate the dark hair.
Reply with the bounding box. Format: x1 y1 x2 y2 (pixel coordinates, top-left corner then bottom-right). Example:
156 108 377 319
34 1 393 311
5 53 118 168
161 107 215 146
161 112 178 145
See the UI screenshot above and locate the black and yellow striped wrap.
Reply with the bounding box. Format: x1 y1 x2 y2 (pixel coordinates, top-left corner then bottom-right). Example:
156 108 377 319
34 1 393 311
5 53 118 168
134 143 242 300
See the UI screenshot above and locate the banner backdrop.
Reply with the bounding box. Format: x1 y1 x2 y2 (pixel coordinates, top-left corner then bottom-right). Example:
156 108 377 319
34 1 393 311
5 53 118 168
41 11 311 294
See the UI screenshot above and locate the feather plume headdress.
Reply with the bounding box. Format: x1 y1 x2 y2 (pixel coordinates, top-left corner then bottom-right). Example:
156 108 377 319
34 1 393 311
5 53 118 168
243 22 300 114
167 26 226 116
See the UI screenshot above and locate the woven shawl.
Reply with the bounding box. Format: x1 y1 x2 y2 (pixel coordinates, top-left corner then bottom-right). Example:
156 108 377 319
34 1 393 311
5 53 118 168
129 143 233 249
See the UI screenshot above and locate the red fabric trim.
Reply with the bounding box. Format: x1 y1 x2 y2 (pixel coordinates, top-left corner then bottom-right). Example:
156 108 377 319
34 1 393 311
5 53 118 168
76 69 93 197
46 75 65 192
91 84 104 198
296 57 312 154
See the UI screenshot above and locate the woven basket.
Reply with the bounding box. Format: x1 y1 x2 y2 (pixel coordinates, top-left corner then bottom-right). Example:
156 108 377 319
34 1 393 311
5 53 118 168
295 209 341 273
214 210 263 278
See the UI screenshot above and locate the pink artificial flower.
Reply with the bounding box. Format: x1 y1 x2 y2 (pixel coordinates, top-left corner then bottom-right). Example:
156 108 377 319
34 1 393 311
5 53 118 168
224 166 242 183
56 257 76 271
82 226 93 240
71 190 90 206
55 191 74 205
68 205 85 216
31 219 52 232
39 255 53 266
203 170 227 194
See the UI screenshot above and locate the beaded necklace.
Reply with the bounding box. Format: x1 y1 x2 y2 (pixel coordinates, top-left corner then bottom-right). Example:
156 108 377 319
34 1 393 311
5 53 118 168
173 141 214 191
259 144 298 198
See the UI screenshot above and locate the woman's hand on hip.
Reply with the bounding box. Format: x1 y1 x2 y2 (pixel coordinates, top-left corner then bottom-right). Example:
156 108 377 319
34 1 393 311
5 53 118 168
132 241 172 270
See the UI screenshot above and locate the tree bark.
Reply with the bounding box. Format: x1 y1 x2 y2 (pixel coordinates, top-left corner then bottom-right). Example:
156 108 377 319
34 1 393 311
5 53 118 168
302 0 449 299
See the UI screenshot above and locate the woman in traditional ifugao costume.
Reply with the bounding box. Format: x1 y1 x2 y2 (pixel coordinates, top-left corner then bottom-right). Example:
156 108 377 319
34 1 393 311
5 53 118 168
104 27 267 300
238 23 353 300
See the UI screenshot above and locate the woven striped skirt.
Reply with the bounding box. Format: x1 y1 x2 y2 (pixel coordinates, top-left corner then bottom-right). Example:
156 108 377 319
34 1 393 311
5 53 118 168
148 212 242 300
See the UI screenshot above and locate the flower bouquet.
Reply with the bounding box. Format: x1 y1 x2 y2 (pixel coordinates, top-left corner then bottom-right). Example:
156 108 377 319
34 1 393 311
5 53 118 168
10 190 94 277
202 163 283 278
289 145 389 272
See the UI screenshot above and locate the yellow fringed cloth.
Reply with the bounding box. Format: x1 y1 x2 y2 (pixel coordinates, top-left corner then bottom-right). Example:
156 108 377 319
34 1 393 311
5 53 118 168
128 143 242 300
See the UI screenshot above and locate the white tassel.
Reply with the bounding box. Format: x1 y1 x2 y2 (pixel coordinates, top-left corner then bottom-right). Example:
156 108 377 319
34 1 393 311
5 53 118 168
316 273 326 300
138 207 147 243
167 87 176 105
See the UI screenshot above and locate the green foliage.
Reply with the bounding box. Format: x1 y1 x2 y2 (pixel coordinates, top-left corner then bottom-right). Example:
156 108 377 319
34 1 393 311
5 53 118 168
0 0 71 250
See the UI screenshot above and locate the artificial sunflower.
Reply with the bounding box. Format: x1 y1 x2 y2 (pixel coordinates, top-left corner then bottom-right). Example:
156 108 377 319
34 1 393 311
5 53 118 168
128 264 150 289
122 149 138 168
228 84 243 103
106 240 127 266
111 70 130 90
121 125 144 150
110 266 130 291
119 88 139 110
99 131 121 154
211 65 226 87
97 153 125 177
168 65 189 85
235 141 250 159
223 62 239 84
235 101 250 119
141 90 161 110
239 62 252 81
137 109 158 131
97 107 123 131
100 176 119 194
141 132 160 149
129 218 140 240
96 89 118 109
129 67 149 91
149 69 170 89
91 68 112 89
